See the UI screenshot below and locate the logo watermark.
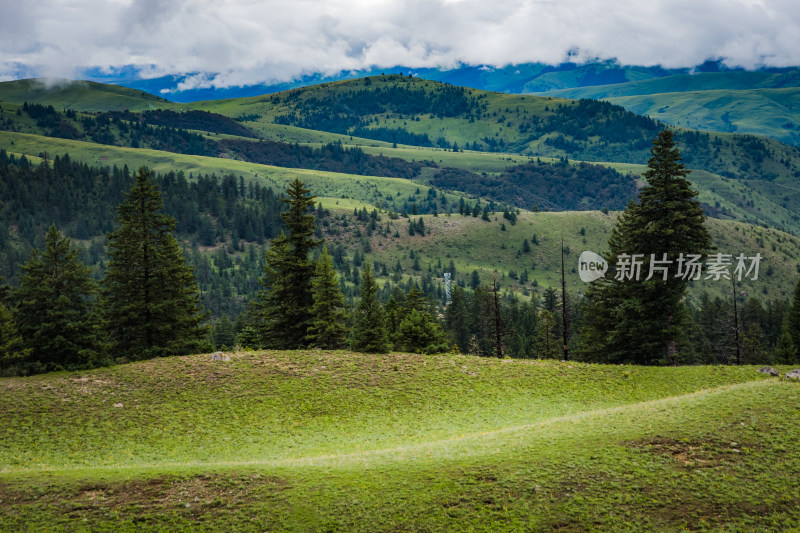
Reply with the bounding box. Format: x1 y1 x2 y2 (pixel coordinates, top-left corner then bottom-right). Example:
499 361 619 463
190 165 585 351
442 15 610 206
579 251 762 282
578 251 608 282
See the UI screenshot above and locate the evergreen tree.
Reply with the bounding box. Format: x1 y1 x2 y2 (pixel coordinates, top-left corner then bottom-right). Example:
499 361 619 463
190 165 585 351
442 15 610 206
392 285 448 353
444 285 471 351
470 270 481 289
307 247 349 349
775 316 798 364
351 261 389 353
211 315 236 349
394 309 450 354
579 131 712 365
13 225 105 371
537 310 559 359
256 179 322 348
103 167 209 360
787 276 800 353
0 301 30 374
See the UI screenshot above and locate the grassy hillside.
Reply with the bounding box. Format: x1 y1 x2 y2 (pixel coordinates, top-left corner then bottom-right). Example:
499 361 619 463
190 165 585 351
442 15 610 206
607 88 800 145
181 75 800 181
0 78 173 112
533 72 800 146
532 70 800 99
0 130 461 213
343 210 800 304
5 77 800 222
2 130 800 305
1 351 798 530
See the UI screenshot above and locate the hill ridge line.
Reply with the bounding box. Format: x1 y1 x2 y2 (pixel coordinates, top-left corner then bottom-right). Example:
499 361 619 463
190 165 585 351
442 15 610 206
0 377 779 475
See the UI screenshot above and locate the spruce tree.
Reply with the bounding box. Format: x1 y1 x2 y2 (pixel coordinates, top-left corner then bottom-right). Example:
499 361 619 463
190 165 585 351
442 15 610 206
537 310 559 359
775 316 798 364
395 309 450 354
579 131 712 365
211 315 236 349
102 167 209 360
351 261 389 353
256 179 322 348
444 285 472 351
0 301 30 374
13 225 105 371
787 276 800 353
307 247 349 349
393 285 448 353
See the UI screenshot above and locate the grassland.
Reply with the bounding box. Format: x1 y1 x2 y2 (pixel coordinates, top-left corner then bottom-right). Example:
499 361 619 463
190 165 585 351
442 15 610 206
0 78 172 112
534 72 800 146
0 130 463 213
1 351 798 531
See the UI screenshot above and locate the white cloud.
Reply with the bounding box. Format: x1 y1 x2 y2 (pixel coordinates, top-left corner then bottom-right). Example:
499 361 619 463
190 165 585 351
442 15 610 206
1 0 799 89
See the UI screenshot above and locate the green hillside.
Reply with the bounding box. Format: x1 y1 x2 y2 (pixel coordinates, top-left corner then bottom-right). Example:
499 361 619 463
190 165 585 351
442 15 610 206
0 130 457 213
530 70 800 99
1 351 798 530
607 88 800 145
180 75 800 180
0 78 173 112
340 210 800 304
531 72 800 145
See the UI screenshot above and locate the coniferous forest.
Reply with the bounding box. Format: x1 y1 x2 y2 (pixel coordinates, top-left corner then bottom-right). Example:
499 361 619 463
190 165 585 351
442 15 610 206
2 132 799 376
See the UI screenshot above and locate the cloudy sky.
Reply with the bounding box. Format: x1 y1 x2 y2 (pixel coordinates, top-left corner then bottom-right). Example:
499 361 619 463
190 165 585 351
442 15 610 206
2 0 799 90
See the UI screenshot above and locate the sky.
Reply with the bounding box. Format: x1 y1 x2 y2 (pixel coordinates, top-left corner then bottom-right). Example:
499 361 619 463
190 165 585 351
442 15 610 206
1 0 799 91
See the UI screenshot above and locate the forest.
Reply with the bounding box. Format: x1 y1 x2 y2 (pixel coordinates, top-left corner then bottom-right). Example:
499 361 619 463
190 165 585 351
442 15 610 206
432 158 638 211
2 139 799 376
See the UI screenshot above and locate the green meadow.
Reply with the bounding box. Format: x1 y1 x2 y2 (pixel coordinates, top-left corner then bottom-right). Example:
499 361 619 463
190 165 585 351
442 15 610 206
1 351 799 531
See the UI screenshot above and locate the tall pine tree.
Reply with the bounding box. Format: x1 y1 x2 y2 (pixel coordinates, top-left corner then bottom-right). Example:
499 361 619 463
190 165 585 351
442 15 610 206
0 300 30 374
256 179 322 348
579 131 712 365
786 275 800 355
351 261 389 353
12 225 105 372
102 167 209 360
307 247 349 349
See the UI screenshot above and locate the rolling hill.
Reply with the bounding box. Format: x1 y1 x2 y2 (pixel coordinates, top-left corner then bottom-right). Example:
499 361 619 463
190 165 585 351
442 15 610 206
0 78 172 112
1 351 798 530
2 75 800 318
532 71 800 146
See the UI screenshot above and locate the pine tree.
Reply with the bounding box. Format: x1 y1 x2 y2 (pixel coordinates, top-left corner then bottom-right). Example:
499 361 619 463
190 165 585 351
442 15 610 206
0 301 30 373
537 310 559 359
102 167 209 360
775 316 798 364
212 315 236 349
351 261 389 353
444 285 471 351
395 309 450 354
256 179 322 348
307 247 349 349
579 131 713 365
13 225 105 371
787 276 800 352
393 285 448 353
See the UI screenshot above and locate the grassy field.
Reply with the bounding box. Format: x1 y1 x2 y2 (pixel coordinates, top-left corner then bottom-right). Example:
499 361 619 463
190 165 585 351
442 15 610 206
1 351 798 531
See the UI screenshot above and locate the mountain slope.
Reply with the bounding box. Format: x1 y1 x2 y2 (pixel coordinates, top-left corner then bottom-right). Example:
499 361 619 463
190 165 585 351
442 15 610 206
530 71 800 145
0 78 173 112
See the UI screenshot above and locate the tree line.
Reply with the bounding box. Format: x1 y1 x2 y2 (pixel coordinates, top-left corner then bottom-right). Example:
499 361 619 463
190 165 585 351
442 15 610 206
2 132 799 375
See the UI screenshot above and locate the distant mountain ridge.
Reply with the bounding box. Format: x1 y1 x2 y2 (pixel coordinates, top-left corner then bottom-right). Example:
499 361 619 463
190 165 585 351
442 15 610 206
72 61 800 146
